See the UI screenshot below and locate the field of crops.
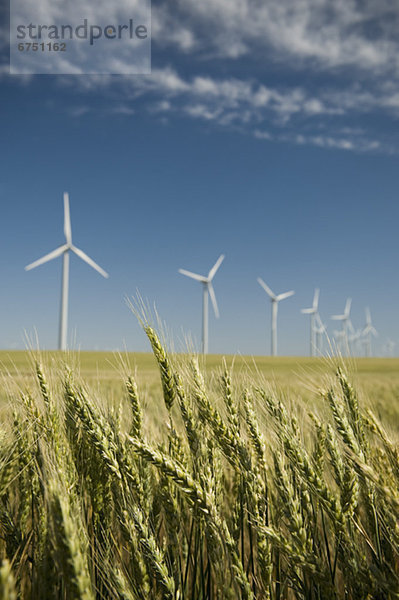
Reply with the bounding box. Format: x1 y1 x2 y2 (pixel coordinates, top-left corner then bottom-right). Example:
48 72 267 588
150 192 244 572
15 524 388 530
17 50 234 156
2 350 399 427
0 334 398 598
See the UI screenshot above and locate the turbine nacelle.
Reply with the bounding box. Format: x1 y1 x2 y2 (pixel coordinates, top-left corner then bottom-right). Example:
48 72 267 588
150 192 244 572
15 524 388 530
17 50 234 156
257 278 295 303
179 254 224 318
301 288 320 314
24 192 109 350
25 192 109 279
257 277 295 356
179 254 225 354
331 298 352 321
363 307 378 337
349 328 362 342
25 243 109 279
313 312 327 333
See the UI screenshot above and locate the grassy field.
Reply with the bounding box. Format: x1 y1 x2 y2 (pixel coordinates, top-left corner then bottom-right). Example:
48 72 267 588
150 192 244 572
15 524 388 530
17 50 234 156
1 350 399 430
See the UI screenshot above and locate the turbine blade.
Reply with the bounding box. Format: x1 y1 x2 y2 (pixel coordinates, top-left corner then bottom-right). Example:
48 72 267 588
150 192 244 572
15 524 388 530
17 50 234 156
257 277 276 299
71 245 109 278
331 314 345 320
301 308 314 314
179 269 207 283
25 244 69 271
277 290 295 301
316 313 327 332
208 282 219 318
64 192 72 244
313 288 320 310
344 298 352 317
208 254 225 280
365 307 371 325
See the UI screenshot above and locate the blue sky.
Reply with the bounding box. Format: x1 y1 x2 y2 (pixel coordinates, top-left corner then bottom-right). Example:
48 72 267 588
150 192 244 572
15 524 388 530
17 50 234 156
1 0 399 355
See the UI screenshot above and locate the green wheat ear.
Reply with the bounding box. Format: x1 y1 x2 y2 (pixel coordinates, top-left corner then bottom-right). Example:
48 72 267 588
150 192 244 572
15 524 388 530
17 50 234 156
126 375 143 438
1 339 399 600
47 477 95 600
144 326 176 411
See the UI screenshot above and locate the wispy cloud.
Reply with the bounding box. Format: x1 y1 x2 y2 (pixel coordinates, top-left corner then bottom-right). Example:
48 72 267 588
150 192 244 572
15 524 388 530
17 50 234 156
68 105 90 117
9 0 399 76
47 65 398 152
154 0 399 75
4 0 399 153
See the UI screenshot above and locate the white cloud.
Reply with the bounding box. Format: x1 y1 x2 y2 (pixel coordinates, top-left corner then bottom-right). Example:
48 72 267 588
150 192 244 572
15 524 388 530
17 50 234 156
58 65 398 153
109 104 135 115
149 100 172 113
184 103 222 121
68 105 90 117
17 0 396 78
7 0 399 154
155 0 399 75
293 133 382 152
254 129 272 140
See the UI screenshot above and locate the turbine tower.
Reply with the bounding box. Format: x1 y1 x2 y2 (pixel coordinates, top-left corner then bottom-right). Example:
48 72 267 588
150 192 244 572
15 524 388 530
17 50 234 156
301 288 319 357
179 254 224 354
349 328 363 356
314 313 327 356
257 278 295 356
333 329 346 355
362 307 377 357
25 192 109 351
331 298 352 355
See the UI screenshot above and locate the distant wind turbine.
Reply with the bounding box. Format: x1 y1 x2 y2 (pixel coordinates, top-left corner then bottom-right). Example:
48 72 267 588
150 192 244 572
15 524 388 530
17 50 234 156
362 307 377 357
257 278 295 356
383 338 395 357
25 192 109 351
301 288 320 357
331 298 352 355
179 255 224 354
333 329 346 354
349 328 363 356
314 313 327 355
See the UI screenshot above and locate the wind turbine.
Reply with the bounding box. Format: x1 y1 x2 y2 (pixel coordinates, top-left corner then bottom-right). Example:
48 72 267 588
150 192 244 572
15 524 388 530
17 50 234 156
179 254 224 354
362 307 377 357
257 278 295 356
331 298 352 355
314 313 327 356
25 192 109 351
383 339 395 357
333 329 346 355
349 328 363 356
301 288 319 357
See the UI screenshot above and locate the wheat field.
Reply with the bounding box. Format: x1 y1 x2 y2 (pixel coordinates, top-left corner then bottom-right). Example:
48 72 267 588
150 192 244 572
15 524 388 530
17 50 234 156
0 333 398 598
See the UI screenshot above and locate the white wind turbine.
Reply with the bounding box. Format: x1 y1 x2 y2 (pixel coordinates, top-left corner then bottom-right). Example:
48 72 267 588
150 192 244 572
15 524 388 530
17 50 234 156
314 313 327 356
331 298 352 355
25 192 109 351
362 307 377 357
349 328 363 357
383 339 395 357
257 278 295 356
333 329 346 355
301 288 320 357
179 254 224 354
